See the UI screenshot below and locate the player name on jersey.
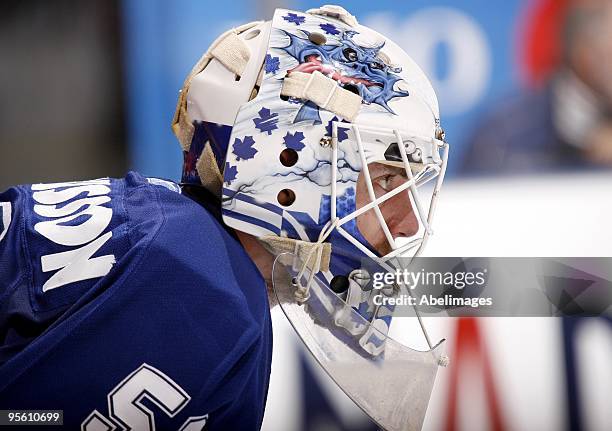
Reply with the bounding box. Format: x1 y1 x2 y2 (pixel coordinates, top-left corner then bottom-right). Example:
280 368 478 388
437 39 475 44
31 179 116 292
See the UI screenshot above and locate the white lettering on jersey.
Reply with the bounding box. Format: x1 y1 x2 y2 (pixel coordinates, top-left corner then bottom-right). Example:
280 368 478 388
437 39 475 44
108 364 190 430
0 202 11 244
81 363 208 431
32 179 115 292
179 415 209 431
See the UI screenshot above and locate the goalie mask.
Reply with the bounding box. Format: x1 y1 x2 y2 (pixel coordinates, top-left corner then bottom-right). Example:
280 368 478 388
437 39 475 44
173 5 449 430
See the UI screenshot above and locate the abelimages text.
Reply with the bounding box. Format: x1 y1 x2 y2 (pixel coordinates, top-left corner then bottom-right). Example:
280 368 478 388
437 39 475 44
373 294 493 308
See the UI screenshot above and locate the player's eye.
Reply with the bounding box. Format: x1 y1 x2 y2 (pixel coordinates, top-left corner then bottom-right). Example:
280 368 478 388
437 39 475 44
370 62 384 70
343 48 358 62
375 174 393 192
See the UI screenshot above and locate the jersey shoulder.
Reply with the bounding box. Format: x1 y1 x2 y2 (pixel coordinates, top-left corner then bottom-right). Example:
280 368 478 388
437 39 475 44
0 172 267 360
0 170 268 337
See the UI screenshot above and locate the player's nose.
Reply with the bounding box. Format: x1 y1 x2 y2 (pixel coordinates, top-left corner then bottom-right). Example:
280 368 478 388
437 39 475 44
383 190 419 238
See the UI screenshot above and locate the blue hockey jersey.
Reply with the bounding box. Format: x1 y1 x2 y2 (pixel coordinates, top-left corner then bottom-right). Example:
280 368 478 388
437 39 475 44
0 172 272 430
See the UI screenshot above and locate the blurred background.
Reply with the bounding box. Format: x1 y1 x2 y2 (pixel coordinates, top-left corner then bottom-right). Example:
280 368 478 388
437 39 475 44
1 0 610 430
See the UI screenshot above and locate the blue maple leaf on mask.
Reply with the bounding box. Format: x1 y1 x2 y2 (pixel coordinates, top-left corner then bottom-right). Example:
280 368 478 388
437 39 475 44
253 107 279 135
283 12 305 25
325 116 350 142
225 162 238 185
283 131 305 151
319 23 340 35
232 136 257 161
264 54 280 74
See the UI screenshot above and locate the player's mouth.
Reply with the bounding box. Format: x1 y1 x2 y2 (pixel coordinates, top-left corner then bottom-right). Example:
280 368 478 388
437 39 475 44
289 54 383 89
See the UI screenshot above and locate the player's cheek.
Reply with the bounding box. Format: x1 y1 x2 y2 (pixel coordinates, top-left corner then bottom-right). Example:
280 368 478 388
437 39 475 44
384 190 418 235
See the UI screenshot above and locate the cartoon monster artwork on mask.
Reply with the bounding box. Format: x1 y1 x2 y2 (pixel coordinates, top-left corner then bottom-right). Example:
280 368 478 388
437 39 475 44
280 29 409 124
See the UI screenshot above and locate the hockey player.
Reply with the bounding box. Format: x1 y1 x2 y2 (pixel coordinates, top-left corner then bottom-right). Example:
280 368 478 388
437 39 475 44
0 5 448 430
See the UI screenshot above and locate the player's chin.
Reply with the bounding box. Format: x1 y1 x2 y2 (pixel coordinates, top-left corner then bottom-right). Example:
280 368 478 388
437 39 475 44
374 241 393 257
363 231 393 256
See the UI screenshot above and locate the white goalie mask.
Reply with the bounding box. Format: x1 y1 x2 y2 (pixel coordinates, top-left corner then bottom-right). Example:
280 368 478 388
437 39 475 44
173 5 449 430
